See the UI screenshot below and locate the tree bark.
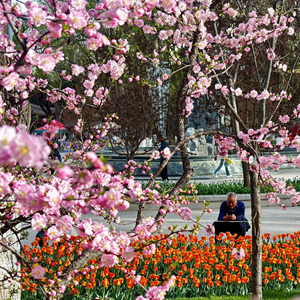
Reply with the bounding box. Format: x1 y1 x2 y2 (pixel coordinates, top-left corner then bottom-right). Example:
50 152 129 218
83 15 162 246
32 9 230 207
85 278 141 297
242 161 250 187
56 250 100 300
0 231 21 300
250 169 262 300
18 101 31 131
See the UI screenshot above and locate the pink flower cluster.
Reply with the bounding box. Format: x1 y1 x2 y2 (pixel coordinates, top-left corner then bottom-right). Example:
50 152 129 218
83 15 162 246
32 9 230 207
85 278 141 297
136 275 176 300
0 125 51 168
232 248 245 260
214 136 235 158
161 147 171 160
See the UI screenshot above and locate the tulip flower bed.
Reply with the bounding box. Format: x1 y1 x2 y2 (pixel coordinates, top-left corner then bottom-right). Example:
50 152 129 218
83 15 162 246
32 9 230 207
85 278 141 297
21 231 300 299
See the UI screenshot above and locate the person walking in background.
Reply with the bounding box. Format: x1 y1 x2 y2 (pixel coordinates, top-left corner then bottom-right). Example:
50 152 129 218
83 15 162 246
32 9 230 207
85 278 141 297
158 134 169 181
213 157 232 177
213 133 233 177
47 133 63 174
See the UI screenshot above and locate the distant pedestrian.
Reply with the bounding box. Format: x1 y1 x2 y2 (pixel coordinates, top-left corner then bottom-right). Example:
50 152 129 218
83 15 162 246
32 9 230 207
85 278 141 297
158 134 169 181
213 157 232 177
48 133 62 163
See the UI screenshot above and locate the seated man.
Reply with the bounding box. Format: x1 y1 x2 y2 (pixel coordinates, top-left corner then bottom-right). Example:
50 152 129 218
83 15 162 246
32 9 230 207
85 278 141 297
213 192 250 238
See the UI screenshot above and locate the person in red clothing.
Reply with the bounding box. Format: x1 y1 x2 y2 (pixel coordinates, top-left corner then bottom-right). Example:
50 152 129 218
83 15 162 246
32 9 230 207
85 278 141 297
289 123 300 141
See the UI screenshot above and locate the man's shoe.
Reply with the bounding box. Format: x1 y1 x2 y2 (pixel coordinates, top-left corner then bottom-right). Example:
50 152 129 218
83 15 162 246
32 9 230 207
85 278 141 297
227 175 233 177
213 174 218 177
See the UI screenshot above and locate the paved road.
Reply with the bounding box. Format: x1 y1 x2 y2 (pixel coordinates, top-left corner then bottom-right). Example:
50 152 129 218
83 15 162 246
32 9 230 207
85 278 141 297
24 203 300 246
23 168 300 245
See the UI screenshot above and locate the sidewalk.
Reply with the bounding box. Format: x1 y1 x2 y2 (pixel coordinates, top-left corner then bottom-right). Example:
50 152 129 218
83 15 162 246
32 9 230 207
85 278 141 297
133 169 299 210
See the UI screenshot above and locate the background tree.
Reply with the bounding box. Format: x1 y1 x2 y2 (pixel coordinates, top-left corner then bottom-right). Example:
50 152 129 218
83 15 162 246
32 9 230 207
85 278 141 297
1 1 300 300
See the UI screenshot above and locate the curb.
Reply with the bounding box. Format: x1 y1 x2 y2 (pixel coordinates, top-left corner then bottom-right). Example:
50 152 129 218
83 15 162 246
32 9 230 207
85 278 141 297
127 193 292 211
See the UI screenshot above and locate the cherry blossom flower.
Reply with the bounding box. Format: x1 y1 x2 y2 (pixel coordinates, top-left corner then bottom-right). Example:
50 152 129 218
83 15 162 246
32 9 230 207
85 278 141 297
232 248 245 260
31 265 46 280
150 150 160 160
279 115 290 124
100 254 119 268
204 223 215 236
161 147 171 160
31 213 47 231
178 207 192 220
122 246 136 262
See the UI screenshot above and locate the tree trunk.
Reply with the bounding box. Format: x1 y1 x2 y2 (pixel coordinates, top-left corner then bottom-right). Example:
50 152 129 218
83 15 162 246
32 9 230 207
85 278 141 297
242 161 250 187
0 232 21 300
18 101 31 131
250 169 262 300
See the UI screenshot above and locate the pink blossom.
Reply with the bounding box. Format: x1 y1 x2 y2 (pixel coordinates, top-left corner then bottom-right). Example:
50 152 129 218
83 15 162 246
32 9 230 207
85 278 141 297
226 7 238 18
67 10 88 30
46 226 62 241
235 88 242 96
85 152 98 163
115 8 128 25
37 54 56 73
0 125 17 165
1 72 20 91
56 215 74 233
100 254 119 267
31 265 46 280
260 90 270 100
10 132 51 168
288 27 295 35
221 85 229 96
70 0 86 9
134 19 144 28
266 48 275 60
161 147 171 160
150 150 160 160
281 204 288 210
250 90 258 98
162 73 169 80
117 231 130 248
135 224 152 239
122 246 136 262
71 64 85 76
232 248 245 260
0 172 14 196
143 25 153 34
142 243 156 256
279 115 290 124
31 213 47 231
28 5 47 27
161 0 176 12
115 199 130 210
57 166 73 180
100 10 119 28
145 275 176 299
204 223 215 236
85 22 100 37
46 20 62 38
178 207 192 220
158 30 169 41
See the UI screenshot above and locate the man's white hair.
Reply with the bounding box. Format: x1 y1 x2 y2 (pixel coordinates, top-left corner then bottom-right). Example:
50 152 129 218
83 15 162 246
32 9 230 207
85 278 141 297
227 192 237 200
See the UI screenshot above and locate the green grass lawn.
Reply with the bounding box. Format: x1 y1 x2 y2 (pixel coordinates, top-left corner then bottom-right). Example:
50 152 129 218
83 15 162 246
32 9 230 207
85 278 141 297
166 289 300 300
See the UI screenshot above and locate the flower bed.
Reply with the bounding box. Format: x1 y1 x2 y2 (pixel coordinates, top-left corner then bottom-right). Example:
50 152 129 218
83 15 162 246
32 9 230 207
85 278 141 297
21 232 300 299
154 177 300 195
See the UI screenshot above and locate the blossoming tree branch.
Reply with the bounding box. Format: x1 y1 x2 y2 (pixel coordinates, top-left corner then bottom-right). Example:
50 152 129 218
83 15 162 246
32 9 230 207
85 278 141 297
1 0 300 299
